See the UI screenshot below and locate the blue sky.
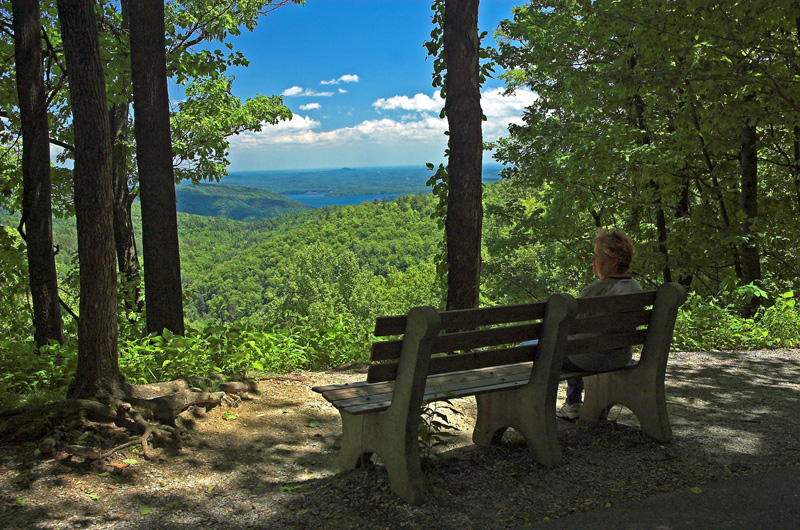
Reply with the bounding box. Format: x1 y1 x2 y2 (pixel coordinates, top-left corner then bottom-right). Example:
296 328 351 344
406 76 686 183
212 0 535 171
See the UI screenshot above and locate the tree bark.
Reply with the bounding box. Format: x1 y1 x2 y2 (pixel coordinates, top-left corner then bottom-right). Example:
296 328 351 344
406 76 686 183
740 121 761 316
443 0 483 311
793 126 800 216
129 1 185 335
108 0 142 312
56 0 123 398
12 0 64 348
110 101 143 312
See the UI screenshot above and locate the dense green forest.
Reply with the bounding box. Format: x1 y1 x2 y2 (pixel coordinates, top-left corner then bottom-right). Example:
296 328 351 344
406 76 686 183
174 183 312 221
2 0 799 410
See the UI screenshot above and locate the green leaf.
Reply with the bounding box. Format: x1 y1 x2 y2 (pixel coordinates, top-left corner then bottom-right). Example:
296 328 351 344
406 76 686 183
97 472 111 477
690 486 703 494
141 508 152 515
207 485 216 493
307 420 320 428
123 458 139 465
88 493 100 501
15 496 26 506
222 411 237 421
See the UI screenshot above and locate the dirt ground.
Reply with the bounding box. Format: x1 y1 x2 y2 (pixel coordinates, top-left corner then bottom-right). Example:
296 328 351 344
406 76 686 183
1 348 799 529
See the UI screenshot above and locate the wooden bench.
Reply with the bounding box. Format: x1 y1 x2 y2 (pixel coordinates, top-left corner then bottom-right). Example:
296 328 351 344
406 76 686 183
312 283 685 504
560 283 687 441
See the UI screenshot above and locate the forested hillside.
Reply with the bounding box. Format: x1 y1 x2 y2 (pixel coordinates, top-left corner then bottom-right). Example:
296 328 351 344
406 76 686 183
174 183 312 221
184 193 440 324
2 190 442 335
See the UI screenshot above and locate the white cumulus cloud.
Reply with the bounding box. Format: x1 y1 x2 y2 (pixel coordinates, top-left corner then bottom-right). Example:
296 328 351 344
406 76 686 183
299 103 321 111
373 93 442 113
281 86 334 97
481 87 538 139
229 87 536 151
321 74 360 85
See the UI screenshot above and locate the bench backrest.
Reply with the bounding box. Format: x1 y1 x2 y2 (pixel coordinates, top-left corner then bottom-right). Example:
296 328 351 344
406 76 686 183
566 283 686 368
366 283 686 384
368 300 552 383
567 290 656 356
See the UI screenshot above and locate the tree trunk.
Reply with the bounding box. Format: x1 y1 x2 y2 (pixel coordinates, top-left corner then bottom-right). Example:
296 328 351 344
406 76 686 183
12 0 64 347
689 96 743 279
56 0 123 399
129 1 185 335
793 126 800 216
443 0 482 311
740 121 761 316
109 0 142 312
110 101 143 312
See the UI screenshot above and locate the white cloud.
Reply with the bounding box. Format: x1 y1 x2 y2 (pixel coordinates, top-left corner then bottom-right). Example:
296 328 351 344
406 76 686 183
321 74 360 85
481 87 538 139
338 88 348 94
230 87 537 150
299 103 321 111
373 93 442 113
281 86 334 97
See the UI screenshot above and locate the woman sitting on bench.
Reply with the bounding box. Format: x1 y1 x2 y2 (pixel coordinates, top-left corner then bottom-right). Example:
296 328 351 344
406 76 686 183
556 228 643 420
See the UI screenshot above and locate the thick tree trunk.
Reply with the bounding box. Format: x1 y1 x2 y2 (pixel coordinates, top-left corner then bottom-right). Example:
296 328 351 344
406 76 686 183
129 1 185 335
57 0 123 398
443 0 482 311
740 122 761 317
12 0 64 347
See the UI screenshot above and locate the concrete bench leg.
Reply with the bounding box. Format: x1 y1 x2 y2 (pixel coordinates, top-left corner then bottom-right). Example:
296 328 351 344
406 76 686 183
580 366 672 442
473 385 562 468
339 409 426 505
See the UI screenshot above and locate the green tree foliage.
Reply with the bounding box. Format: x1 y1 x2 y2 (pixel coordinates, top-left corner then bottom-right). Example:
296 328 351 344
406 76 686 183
489 0 800 307
185 193 442 324
175 183 312 221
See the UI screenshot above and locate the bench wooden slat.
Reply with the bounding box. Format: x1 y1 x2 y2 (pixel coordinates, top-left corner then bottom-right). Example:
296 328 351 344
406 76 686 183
311 379 375 394
335 363 536 414
575 290 655 315
373 301 548 336
318 360 643 414
368 343 538 383
569 309 651 334
371 322 542 361
565 328 648 356
324 361 533 403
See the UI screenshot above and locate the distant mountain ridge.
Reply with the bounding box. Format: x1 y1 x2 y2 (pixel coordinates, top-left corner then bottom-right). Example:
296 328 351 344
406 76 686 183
219 164 503 196
175 184 312 221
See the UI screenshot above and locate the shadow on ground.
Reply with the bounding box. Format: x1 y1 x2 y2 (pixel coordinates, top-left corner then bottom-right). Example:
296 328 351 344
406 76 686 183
1 349 798 530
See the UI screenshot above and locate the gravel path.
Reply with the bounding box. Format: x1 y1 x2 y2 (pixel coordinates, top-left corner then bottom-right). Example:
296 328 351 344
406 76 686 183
1 348 798 529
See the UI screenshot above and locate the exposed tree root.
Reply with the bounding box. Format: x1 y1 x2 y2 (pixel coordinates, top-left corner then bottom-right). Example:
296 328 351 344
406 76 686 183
0 377 258 462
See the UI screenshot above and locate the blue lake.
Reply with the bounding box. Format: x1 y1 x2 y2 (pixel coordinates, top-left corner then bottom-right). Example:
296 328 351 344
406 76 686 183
282 193 402 208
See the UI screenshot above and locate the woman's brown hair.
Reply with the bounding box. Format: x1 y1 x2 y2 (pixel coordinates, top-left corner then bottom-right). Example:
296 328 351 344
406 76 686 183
593 228 635 276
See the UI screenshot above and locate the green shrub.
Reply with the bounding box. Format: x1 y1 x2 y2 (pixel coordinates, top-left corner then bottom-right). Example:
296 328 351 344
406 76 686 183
118 319 371 385
673 290 800 351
